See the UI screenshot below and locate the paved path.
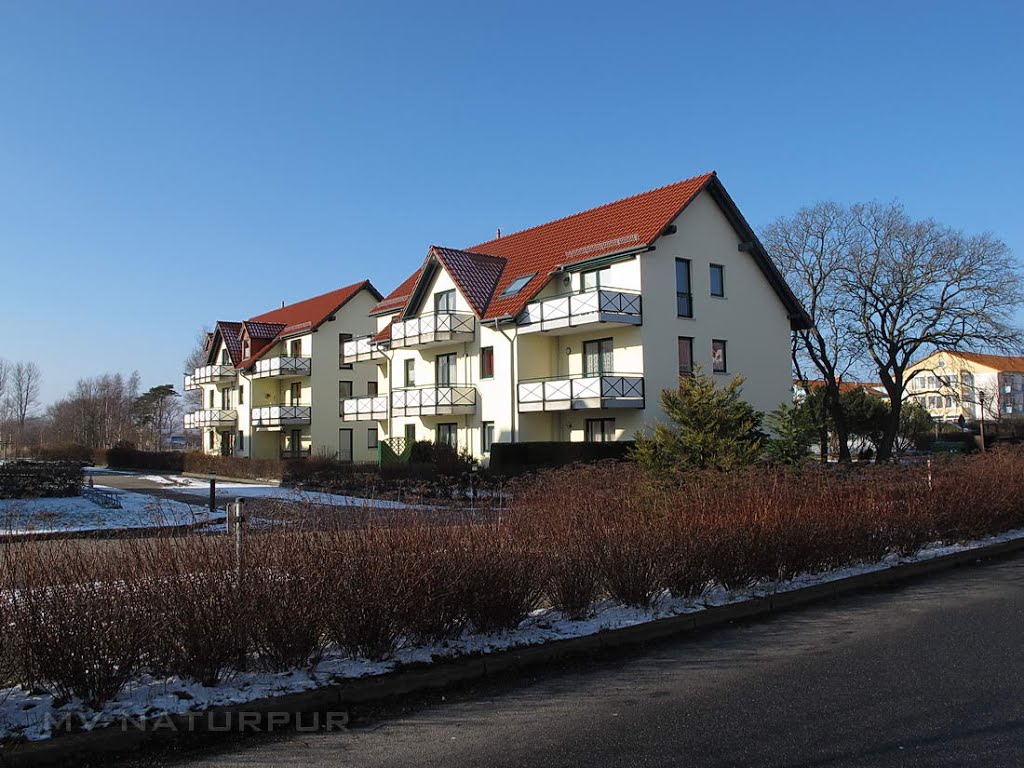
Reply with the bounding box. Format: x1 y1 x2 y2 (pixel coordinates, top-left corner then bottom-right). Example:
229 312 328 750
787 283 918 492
87 470 223 507
160 553 1024 768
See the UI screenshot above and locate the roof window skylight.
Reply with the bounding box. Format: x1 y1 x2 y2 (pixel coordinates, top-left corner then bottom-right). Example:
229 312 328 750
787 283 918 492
501 274 535 298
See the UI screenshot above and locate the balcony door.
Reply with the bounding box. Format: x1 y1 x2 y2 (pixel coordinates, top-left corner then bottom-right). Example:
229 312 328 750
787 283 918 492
436 353 457 387
339 429 353 463
583 338 613 376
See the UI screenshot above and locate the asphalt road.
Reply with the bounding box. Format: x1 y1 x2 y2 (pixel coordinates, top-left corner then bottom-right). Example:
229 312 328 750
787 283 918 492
160 554 1024 768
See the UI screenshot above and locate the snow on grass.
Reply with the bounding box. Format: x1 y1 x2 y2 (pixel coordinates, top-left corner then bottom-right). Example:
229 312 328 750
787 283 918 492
0 488 219 536
2 525 1022 744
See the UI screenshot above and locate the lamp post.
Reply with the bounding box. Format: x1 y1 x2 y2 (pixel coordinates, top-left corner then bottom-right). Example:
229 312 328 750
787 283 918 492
978 392 987 452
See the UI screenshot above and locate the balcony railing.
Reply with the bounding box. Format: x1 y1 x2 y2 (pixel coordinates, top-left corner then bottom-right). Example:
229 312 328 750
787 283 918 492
517 374 645 412
280 447 312 460
251 405 312 429
517 289 642 334
252 356 312 379
184 365 236 390
342 335 386 363
390 313 476 349
391 386 476 417
341 395 389 422
184 409 238 429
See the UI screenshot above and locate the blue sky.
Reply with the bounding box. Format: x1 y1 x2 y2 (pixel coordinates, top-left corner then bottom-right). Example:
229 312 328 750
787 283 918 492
1 0 1022 406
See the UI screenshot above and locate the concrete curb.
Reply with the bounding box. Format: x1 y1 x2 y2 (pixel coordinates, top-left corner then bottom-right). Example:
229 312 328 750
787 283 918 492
3 534 1024 767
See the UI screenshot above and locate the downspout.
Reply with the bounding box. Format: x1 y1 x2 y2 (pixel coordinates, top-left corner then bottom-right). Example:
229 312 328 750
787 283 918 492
491 317 517 443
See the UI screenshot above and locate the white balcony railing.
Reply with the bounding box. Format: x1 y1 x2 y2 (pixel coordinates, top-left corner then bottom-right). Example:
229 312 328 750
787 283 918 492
341 395 389 422
251 356 312 379
391 386 476 417
517 374 645 412
185 365 235 390
390 313 476 349
342 335 386 363
251 405 312 429
184 409 238 429
517 289 642 334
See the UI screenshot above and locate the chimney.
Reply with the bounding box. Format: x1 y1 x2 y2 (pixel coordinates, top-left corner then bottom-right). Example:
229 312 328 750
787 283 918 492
496 228 502 239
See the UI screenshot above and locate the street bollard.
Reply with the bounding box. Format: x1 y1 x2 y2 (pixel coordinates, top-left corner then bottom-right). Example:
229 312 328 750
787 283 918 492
208 473 217 517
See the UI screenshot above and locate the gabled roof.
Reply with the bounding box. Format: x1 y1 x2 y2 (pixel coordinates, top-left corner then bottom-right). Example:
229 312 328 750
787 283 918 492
370 172 810 329
204 281 381 370
402 246 507 319
207 322 244 366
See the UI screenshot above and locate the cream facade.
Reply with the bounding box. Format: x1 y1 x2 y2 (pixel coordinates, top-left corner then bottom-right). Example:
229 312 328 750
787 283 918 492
184 284 382 462
343 179 804 461
905 351 1024 423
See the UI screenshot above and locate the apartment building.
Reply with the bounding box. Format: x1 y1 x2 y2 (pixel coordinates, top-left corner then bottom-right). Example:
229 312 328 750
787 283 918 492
341 172 810 460
184 281 383 461
906 350 1024 422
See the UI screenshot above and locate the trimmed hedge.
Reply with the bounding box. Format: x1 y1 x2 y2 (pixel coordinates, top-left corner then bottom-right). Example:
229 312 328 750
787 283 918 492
0 461 83 499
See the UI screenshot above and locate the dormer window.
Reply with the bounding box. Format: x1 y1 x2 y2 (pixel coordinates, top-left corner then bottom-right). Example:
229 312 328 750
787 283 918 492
501 274 535 298
434 289 456 314
220 349 229 365
242 340 251 359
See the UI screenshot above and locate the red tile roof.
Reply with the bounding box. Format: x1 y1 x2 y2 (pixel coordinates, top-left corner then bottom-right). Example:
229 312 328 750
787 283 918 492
208 280 381 370
937 351 1024 373
400 246 507 318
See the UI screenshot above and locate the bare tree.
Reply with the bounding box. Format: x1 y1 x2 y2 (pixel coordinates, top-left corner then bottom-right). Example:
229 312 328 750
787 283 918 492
844 202 1023 460
763 203 863 462
9 361 41 451
183 328 211 413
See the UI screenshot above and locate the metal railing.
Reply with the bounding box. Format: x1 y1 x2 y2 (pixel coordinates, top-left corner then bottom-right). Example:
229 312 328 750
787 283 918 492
391 385 476 417
342 335 386 363
252 356 312 379
518 288 642 333
184 409 238 429
390 313 476 348
251 405 312 428
517 373 645 411
186 365 236 388
341 395 389 422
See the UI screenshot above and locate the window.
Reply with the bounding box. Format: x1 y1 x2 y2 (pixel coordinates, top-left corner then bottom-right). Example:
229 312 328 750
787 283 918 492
404 423 416 443
583 338 613 376
712 339 727 373
480 347 494 379
238 385 244 405
678 337 694 377
675 259 692 317
339 333 353 369
404 359 416 387
208 431 215 450
436 353 457 386
243 340 251 359
338 429 353 463
581 268 607 292
481 422 495 454
501 274 535 297
289 382 301 405
585 418 615 443
367 381 378 396
290 339 303 358
437 423 457 448
338 381 352 413
434 289 456 314
220 349 230 365
368 428 378 449
710 264 725 297
238 430 244 451
208 390 215 408
221 388 230 409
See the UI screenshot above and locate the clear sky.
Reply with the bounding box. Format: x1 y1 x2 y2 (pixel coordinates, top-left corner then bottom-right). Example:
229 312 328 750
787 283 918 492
1 0 1022 407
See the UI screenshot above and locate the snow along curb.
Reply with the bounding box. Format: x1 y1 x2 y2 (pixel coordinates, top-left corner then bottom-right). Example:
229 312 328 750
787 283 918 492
4 534 1024 768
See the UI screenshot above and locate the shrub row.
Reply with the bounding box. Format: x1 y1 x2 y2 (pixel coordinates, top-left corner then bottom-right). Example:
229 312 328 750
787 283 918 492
3 449 1024 711
0 461 83 500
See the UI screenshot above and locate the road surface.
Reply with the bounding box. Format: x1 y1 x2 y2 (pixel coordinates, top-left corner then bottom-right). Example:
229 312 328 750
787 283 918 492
152 553 1024 768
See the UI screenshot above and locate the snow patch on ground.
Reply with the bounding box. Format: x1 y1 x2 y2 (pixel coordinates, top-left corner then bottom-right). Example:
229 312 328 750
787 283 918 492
2 526 1022 743
0 489 218 535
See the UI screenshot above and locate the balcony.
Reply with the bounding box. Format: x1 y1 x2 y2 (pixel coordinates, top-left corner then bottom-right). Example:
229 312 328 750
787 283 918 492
342 335 386 363
390 313 475 350
184 365 235 390
251 405 312 429
251 356 312 379
517 374 645 412
391 386 476 417
184 409 237 429
341 395 389 422
517 289 642 334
